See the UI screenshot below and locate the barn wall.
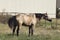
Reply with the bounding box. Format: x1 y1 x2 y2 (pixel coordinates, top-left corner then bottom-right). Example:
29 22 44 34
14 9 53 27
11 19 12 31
0 0 56 18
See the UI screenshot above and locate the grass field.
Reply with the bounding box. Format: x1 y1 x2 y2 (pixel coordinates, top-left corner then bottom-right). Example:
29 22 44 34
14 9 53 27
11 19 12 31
0 19 60 40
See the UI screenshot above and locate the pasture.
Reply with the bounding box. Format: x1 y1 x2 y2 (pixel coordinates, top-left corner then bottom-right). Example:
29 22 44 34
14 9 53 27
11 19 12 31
0 18 60 40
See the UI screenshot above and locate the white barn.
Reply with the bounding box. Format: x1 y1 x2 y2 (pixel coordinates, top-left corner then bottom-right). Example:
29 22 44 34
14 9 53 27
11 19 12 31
0 0 56 18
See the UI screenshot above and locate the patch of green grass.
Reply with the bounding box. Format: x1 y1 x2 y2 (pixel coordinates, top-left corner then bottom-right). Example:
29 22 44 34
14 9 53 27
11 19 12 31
0 32 60 40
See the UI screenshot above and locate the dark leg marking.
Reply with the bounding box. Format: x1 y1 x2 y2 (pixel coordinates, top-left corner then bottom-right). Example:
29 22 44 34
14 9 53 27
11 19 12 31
17 24 20 36
29 26 31 36
31 26 33 36
13 26 16 35
28 24 33 36
31 24 33 36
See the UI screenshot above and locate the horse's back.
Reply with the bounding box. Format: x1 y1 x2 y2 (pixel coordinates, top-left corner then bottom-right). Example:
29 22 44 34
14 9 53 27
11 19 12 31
16 13 36 25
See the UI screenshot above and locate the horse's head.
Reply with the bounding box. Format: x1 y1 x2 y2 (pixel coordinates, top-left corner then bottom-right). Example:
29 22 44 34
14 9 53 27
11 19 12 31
43 13 52 22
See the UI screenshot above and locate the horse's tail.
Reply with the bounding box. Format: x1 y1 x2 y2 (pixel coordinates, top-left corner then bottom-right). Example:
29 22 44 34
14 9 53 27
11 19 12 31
8 18 13 29
8 16 19 29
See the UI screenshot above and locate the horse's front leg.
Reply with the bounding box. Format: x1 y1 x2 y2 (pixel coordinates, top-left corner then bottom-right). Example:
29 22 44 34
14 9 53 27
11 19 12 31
29 26 31 36
31 24 33 36
28 24 33 36
31 27 33 36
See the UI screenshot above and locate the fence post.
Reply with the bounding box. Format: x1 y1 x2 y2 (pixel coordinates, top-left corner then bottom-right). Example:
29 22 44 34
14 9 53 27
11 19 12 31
51 19 52 28
56 18 57 28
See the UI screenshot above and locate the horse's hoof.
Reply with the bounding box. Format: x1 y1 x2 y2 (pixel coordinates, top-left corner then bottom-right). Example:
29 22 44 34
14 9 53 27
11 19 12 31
17 34 19 36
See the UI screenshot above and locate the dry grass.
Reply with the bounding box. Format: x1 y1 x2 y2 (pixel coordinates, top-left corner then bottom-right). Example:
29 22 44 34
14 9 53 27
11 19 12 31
0 18 60 40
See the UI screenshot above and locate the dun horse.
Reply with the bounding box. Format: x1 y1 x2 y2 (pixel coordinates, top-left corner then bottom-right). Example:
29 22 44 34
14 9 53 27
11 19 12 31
8 13 36 36
8 13 52 36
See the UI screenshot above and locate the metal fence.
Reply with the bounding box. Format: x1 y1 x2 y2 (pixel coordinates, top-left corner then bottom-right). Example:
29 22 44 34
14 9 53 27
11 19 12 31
39 17 60 29
0 12 60 29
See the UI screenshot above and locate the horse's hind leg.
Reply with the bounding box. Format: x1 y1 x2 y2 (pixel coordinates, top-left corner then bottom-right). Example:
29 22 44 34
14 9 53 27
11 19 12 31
16 25 19 36
13 25 16 35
